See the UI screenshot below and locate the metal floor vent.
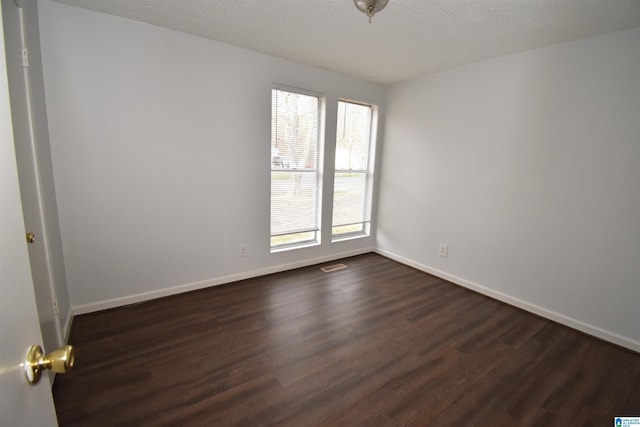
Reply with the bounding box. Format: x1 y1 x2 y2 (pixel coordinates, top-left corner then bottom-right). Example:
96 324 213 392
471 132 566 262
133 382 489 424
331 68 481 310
321 263 348 273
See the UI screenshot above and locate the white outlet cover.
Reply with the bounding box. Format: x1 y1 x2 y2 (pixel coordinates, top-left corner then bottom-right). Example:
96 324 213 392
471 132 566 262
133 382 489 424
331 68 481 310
439 244 448 257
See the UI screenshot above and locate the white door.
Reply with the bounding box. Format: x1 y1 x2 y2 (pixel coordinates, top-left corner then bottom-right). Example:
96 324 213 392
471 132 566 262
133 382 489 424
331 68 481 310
2 0 60 354
0 5 58 426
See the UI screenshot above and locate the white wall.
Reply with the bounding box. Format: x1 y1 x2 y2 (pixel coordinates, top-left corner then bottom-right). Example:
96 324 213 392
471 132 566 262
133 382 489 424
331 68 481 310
38 1 384 312
378 27 640 350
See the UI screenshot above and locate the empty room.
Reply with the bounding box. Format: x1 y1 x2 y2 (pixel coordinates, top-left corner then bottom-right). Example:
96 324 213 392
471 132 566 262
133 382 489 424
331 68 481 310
1 0 639 425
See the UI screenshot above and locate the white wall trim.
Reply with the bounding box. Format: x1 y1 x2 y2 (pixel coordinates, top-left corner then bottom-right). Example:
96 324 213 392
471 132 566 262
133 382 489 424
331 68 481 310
374 248 640 353
72 247 374 315
62 307 73 343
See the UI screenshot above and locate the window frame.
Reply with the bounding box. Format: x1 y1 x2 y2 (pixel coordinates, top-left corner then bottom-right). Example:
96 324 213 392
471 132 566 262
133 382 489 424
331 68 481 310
270 85 325 252
331 99 376 242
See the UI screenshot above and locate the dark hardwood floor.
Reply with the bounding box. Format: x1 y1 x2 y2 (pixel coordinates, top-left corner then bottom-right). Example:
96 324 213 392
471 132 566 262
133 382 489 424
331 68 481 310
53 253 640 426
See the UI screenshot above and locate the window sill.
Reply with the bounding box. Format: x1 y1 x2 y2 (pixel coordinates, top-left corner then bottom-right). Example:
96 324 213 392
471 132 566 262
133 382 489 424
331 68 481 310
270 240 320 254
331 233 369 244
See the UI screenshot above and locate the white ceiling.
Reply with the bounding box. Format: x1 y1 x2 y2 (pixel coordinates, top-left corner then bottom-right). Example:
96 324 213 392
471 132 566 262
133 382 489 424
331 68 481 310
51 0 640 84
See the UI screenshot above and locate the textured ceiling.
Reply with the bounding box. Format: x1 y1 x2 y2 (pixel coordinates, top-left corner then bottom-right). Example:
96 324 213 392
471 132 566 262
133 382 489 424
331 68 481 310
51 0 640 84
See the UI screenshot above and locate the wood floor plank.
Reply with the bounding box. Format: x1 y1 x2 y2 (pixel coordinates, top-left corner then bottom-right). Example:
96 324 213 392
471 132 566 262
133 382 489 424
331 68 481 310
53 253 640 426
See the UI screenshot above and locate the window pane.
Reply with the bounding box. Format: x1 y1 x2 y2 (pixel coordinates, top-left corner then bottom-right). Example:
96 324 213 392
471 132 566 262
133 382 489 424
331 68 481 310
271 88 321 249
333 100 374 239
271 231 316 248
332 172 367 227
271 171 319 235
271 89 318 170
335 101 371 171
332 224 364 236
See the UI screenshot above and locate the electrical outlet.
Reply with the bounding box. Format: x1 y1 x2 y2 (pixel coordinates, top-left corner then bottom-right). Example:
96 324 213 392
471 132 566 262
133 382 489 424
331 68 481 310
438 243 448 257
240 244 247 257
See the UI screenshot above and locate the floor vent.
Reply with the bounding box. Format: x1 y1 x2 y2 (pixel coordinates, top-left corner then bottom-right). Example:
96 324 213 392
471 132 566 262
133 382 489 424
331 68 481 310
321 263 348 273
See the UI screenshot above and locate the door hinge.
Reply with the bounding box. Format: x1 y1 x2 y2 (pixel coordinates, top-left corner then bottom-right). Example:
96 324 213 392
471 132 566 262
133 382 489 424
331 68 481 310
53 299 59 314
21 48 29 67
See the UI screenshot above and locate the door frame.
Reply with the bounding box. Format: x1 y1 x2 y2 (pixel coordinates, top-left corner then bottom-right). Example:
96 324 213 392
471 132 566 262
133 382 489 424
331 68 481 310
3 0 71 356
0 1 59 423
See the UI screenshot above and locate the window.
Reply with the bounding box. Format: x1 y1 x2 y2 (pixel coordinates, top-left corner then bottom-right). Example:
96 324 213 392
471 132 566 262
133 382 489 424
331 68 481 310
332 100 374 240
270 88 322 250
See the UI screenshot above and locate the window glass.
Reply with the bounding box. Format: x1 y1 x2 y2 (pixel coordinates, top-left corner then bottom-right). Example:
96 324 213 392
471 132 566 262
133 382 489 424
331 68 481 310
271 89 321 249
332 100 374 240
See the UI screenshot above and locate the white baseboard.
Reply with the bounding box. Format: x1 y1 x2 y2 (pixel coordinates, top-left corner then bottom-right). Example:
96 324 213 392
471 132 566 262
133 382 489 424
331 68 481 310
72 247 374 315
375 248 640 353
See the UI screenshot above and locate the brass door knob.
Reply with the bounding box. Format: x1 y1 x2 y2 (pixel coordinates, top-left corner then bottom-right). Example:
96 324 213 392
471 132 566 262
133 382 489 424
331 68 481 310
24 344 75 385
26 232 35 243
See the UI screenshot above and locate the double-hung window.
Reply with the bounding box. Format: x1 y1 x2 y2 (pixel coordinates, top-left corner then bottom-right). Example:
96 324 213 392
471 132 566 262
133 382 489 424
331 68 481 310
332 100 374 240
270 88 322 250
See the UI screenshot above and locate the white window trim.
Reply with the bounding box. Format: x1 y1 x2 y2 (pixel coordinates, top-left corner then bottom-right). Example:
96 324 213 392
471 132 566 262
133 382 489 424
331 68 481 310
270 85 325 252
331 99 377 242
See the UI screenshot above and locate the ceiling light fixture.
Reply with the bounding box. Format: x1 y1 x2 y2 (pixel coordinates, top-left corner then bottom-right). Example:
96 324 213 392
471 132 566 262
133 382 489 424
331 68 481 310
353 0 389 23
